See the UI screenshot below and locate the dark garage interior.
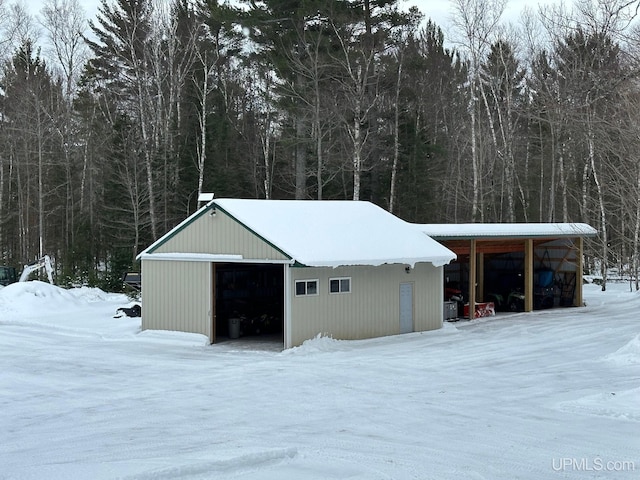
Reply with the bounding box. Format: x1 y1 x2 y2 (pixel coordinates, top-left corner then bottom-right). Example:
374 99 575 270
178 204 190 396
214 263 284 340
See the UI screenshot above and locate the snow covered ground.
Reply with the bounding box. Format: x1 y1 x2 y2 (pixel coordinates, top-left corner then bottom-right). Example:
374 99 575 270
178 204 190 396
1 280 638 479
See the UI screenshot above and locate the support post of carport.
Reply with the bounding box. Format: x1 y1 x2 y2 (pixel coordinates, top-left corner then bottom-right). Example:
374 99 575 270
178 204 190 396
524 238 534 312
575 237 584 307
477 252 485 302
468 239 476 318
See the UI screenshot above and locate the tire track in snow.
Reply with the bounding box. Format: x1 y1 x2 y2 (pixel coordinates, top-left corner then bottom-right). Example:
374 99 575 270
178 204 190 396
119 448 298 480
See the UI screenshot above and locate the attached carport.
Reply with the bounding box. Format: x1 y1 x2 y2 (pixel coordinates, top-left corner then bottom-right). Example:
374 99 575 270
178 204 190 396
415 223 597 317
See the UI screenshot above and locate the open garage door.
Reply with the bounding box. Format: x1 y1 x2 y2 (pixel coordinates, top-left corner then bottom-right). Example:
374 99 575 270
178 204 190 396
213 263 284 345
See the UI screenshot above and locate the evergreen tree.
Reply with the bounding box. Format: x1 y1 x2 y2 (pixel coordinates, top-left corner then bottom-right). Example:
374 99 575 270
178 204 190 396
85 0 160 243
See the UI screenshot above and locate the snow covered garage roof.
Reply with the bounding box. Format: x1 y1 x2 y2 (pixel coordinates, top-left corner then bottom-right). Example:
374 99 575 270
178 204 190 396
415 223 597 240
212 199 456 268
141 199 456 268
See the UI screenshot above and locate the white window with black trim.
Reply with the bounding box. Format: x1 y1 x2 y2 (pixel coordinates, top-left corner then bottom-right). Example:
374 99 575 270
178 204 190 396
329 277 351 294
295 279 319 296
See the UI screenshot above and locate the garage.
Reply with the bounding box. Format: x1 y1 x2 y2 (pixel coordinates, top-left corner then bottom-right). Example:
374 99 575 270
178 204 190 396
138 198 456 348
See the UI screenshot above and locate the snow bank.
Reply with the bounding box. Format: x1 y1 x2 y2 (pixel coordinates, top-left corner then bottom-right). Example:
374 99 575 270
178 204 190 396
0 281 136 338
0 280 80 307
282 333 345 355
65 285 120 303
604 333 640 366
0 281 121 312
557 387 640 423
135 329 210 347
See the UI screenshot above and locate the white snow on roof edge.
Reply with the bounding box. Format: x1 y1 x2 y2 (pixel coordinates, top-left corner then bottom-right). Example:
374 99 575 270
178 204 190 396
415 222 597 238
303 255 455 269
139 252 294 264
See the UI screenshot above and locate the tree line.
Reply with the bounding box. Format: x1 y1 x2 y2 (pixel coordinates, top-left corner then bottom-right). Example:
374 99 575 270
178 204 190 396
0 0 639 289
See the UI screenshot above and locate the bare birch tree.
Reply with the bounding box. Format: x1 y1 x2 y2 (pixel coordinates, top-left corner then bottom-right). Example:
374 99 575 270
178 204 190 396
451 0 507 221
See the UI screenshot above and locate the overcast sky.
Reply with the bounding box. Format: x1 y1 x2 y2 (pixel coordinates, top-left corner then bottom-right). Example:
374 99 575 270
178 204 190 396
26 0 567 39
409 0 566 31
27 0 564 26
26 0 100 20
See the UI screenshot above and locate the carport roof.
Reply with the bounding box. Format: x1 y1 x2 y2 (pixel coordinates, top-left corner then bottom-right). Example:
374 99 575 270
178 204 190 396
415 223 597 240
210 199 456 268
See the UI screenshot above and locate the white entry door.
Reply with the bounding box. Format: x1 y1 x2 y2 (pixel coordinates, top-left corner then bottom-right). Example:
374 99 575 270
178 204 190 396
399 282 414 334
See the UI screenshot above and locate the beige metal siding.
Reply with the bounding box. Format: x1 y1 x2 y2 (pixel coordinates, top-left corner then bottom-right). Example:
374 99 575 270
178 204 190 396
412 263 444 331
288 262 443 347
154 210 289 261
141 260 212 339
